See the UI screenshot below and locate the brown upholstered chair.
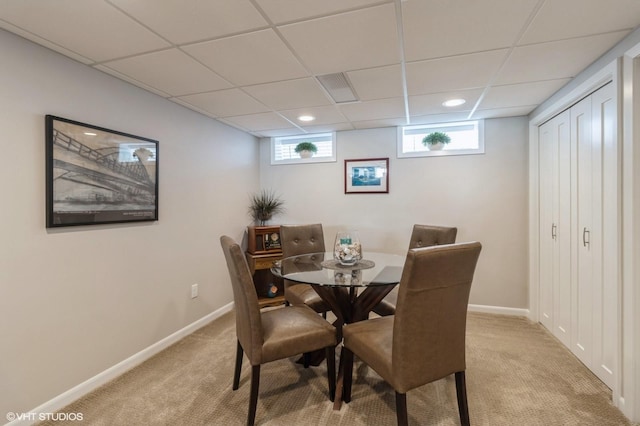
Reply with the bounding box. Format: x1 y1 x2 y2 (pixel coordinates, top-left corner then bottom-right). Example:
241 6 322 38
374 224 458 316
342 242 482 426
280 224 330 315
220 236 337 426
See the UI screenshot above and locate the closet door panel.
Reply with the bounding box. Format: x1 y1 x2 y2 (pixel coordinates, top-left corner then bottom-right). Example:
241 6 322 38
591 83 616 389
572 96 594 368
538 111 571 346
538 119 556 331
555 113 571 347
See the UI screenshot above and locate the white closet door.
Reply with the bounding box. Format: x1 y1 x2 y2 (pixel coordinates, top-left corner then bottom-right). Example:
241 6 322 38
591 82 616 389
555 112 572 347
538 111 571 346
538 119 556 331
572 94 594 368
538 82 618 391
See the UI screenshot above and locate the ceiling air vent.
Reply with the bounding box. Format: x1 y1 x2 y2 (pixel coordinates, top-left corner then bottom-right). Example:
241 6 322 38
316 72 359 104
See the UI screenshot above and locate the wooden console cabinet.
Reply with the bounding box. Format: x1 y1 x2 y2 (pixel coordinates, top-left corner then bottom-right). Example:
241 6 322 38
246 226 284 308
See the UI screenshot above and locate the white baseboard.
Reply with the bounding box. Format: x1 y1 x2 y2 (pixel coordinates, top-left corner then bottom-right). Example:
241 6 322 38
468 303 530 317
6 303 234 426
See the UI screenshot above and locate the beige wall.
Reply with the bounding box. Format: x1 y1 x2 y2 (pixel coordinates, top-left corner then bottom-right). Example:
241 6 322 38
0 30 258 415
260 118 529 309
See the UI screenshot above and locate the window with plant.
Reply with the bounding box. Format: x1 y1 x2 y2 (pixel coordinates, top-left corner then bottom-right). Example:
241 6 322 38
398 120 484 158
271 132 336 164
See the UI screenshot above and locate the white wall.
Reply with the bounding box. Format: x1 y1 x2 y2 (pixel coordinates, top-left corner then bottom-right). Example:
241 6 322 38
0 30 258 416
260 117 529 309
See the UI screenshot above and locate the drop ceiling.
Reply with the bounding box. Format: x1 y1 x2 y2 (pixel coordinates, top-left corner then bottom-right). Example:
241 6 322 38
1 0 639 137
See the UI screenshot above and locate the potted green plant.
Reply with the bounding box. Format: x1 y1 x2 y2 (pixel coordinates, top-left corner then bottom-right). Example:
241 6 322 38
422 131 451 151
248 189 285 226
294 141 318 158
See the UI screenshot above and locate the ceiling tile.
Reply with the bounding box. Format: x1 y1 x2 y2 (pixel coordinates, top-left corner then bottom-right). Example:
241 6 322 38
182 29 309 86
255 0 384 24
339 98 406 122
347 64 404 101
472 105 537 119
0 0 170 62
410 112 472 125
409 89 484 116
480 79 571 110
520 0 640 45
109 0 268 44
242 78 332 110
406 50 509 96
101 49 232 96
352 117 408 130
278 3 400 75
299 122 355 134
253 128 301 137
223 112 295 131
496 32 629 85
177 89 269 117
280 105 348 126
402 0 539 61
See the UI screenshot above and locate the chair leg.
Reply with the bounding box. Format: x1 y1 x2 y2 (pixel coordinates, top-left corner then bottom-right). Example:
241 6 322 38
325 346 336 402
342 347 354 403
233 340 243 390
248 365 260 426
455 371 470 426
395 392 408 426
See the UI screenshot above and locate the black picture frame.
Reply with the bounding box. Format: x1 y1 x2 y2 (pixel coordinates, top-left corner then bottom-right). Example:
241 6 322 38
344 157 389 194
45 115 159 227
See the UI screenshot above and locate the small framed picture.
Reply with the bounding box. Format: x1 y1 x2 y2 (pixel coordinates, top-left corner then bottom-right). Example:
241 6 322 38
264 232 281 250
344 158 389 194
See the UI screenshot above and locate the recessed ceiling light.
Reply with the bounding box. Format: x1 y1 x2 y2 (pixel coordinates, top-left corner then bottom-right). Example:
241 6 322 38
83 132 97 136
298 115 315 122
442 99 466 107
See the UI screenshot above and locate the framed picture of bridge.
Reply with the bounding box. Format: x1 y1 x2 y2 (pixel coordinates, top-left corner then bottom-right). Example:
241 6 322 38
45 115 159 227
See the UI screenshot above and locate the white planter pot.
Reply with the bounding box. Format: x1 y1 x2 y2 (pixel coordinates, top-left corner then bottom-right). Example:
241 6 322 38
427 142 444 151
298 150 314 158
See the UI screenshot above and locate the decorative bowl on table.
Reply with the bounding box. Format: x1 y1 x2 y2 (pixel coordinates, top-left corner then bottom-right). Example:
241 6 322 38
334 231 362 266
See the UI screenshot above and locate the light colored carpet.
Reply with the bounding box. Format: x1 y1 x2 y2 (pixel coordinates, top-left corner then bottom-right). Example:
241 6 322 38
39 311 635 426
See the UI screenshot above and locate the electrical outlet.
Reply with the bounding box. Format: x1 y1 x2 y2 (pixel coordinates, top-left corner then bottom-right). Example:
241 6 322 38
191 283 198 299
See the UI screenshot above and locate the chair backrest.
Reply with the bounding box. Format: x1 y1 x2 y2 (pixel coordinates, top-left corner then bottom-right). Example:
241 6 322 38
280 224 325 257
408 224 457 250
392 242 482 393
220 235 264 364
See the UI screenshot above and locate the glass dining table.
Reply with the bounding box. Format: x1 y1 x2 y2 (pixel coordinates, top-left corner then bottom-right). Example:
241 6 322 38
272 251 406 409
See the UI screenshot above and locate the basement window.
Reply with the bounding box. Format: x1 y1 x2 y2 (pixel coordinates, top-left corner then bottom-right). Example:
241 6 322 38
397 120 484 158
271 132 336 165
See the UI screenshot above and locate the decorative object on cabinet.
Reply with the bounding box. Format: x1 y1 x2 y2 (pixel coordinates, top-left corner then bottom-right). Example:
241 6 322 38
344 158 389 194
294 141 318 158
248 226 282 254
422 131 451 151
248 189 284 225
45 115 158 227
